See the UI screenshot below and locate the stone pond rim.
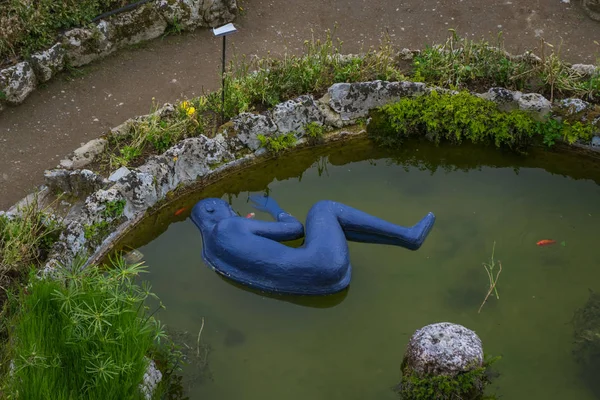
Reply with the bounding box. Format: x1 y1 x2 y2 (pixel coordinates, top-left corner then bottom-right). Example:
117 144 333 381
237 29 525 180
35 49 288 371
1 75 599 283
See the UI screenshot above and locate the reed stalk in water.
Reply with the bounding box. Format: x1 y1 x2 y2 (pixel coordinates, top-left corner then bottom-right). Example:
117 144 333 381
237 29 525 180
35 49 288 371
478 241 502 314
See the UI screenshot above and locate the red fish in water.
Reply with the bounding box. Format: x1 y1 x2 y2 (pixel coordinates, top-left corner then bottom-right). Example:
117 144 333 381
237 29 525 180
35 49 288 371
174 207 187 216
245 212 255 219
537 239 557 246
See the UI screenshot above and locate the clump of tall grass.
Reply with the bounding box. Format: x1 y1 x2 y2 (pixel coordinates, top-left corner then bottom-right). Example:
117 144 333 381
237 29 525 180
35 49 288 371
1 257 171 399
0 198 62 288
413 30 600 101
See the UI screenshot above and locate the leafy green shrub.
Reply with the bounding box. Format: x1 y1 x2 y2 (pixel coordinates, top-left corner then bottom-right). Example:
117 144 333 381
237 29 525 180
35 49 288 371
370 90 595 151
0 0 125 60
257 133 297 153
2 257 170 399
305 122 326 143
372 90 535 150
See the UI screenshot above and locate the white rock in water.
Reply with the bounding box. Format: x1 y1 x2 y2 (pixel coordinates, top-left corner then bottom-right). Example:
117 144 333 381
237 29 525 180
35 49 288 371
403 322 484 377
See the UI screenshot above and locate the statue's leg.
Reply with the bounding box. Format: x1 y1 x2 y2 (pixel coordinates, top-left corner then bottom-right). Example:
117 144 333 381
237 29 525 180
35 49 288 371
304 200 435 251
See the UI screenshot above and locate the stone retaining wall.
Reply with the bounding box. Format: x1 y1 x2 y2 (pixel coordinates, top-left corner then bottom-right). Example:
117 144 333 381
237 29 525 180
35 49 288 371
0 0 237 112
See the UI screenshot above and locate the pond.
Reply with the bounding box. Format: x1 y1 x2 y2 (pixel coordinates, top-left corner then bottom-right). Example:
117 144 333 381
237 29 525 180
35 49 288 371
117 138 600 399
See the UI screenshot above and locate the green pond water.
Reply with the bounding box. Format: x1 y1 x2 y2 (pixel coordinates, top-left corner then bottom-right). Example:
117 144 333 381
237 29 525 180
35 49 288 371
119 138 600 399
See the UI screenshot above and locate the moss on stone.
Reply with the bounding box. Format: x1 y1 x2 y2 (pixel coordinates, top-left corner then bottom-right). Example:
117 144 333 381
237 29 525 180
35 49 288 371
396 356 499 400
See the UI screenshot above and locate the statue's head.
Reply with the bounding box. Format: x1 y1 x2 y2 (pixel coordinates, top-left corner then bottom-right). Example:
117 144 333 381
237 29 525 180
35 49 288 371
190 198 237 232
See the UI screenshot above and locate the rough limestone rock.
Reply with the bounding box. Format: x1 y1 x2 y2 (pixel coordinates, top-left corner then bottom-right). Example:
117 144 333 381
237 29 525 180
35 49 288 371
202 0 238 27
559 98 591 114
164 135 234 184
317 94 344 129
30 43 65 83
328 80 426 122
112 172 158 219
137 155 178 199
484 87 519 105
99 4 168 47
60 139 107 170
403 322 484 377
140 359 163 400
571 64 598 77
592 136 600 149
50 220 87 266
271 95 325 135
44 169 106 198
82 188 125 224
232 113 278 150
109 166 132 182
517 93 552 114
62 27 114 67
0 62 37 105
157 0 203 30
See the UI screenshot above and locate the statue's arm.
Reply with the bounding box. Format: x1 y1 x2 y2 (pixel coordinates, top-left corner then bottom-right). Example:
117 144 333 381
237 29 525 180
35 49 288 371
247 195 304 241
246 217 305 242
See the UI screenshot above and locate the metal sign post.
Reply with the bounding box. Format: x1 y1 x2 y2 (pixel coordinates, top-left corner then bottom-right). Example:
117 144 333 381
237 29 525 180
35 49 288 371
213 23 238 124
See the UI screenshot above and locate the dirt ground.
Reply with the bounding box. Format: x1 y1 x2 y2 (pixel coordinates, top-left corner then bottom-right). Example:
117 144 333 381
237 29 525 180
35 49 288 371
0 0 599 210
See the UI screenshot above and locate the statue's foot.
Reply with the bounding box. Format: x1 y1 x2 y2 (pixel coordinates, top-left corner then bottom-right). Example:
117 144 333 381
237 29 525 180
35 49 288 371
408 212 436 250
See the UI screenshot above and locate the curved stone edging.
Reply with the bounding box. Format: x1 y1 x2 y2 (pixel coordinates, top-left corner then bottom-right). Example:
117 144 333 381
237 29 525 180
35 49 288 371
2 77 600 278
0 0 237 112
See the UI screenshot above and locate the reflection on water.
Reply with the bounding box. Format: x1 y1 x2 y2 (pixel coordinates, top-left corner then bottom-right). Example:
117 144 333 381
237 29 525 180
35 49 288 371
119 139 600 399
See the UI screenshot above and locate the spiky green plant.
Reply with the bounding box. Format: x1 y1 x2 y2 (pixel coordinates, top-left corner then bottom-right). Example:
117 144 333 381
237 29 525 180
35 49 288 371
1 256 171 399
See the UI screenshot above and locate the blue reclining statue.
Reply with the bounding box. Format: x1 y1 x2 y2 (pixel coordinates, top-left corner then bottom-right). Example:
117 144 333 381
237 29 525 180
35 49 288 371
190 195 435 295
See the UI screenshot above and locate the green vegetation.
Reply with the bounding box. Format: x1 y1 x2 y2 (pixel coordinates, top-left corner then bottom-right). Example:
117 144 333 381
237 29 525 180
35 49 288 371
413 30 600 102
0 0 126 62
397 356 499 400
87 29 598 175
1 257 177 399
83 199 126 246
103 99 209 170
208 30 405 119
257 133 298 153
304 122 326 143
478 242 502 314
0 199 62 289
369 90 594 152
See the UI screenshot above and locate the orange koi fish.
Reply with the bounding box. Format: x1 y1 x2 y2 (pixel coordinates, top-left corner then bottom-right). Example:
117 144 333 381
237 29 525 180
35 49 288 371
536 239 557 247
174 207 187 216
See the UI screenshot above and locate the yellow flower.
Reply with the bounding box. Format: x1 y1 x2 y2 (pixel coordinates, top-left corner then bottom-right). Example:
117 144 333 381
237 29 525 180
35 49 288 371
181 101 190 110
186 107 196 116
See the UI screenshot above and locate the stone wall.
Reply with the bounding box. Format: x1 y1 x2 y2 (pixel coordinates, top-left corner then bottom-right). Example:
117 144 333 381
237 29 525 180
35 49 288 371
0 0 237 112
